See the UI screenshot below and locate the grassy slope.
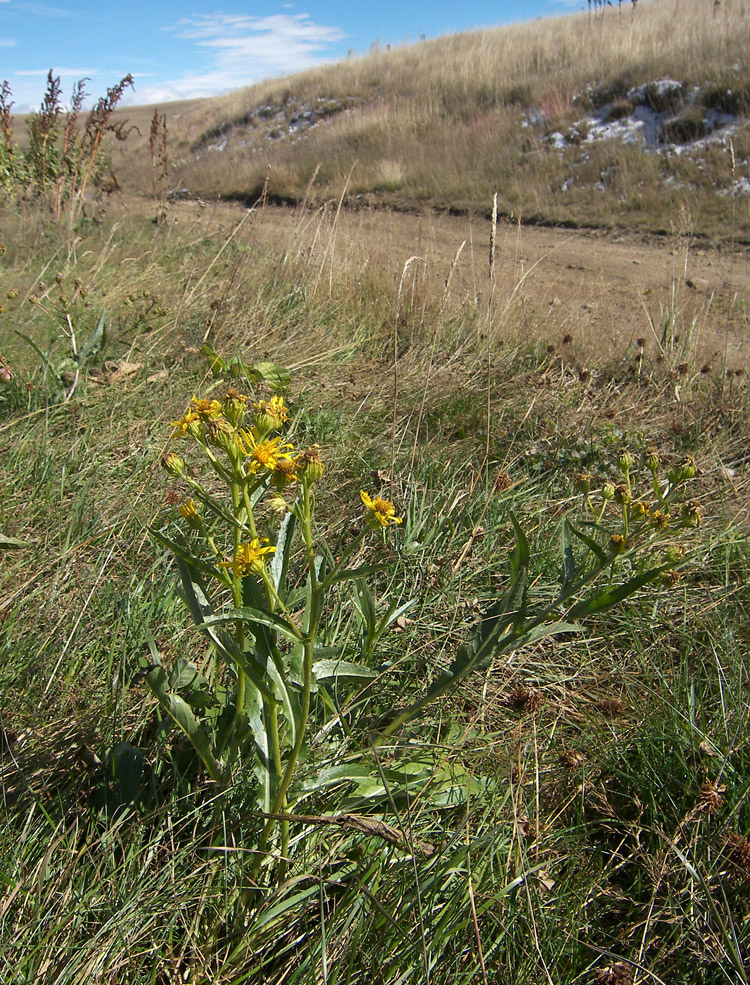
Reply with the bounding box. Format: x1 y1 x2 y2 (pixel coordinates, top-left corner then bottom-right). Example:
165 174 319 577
110 0 750 240
0 2 749 982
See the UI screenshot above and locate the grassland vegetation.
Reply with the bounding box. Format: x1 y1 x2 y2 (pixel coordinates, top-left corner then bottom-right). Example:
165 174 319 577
1 1 749 981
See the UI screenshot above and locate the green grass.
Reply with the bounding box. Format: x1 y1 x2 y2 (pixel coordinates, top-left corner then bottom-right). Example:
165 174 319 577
0 197 749 984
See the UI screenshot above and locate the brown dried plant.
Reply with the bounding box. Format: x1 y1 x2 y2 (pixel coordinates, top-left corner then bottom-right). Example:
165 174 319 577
70 74 136 218
27 71 63 194
149 109 169 220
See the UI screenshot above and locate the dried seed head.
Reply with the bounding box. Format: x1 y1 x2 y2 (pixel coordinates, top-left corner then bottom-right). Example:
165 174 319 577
507 688 544 713
597 697 627 717
696 780 726 814
560 748 586 768
614 483 631 506
494 470 512 492
594 961 634 985
722 832 750 880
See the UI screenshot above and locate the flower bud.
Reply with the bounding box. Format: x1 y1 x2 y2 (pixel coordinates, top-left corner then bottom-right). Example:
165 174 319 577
601 481 615 502
206 417 238 456
162 452 187 477
222 388 247 428
614 483 631 506
298 445 324 485
610 533 627 556
573 472 592 495
618 448 634 473
646 447 661 471
664 545 684 564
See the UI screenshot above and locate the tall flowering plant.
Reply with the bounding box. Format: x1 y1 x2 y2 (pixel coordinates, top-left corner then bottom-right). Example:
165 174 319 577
150 383 701 882
149 388 404 875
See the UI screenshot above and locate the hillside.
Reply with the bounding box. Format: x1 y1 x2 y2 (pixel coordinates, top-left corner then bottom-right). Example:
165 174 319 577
109 0 750 240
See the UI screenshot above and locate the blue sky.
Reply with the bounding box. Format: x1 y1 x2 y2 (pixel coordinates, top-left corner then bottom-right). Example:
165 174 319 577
0 1 584 110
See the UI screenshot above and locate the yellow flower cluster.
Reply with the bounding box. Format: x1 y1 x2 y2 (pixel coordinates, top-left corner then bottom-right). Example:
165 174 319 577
360 490 403 529
219 539 276 578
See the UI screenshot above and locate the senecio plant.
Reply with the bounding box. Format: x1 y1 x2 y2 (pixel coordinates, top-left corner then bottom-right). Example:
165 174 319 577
153 385 701 882
153 389 403 876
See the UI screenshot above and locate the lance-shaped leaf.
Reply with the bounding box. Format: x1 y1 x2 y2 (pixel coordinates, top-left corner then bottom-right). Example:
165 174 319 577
269 510 296 596
75 309 106 367
145 665 223 782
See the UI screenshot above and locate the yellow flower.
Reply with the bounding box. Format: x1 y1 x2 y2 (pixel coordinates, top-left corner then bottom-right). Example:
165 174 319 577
219 538 276 578
179 499 203 530
238 429 295 475
254 395 289 432
191 397 223 420
171 408 199 437
360 490 402 529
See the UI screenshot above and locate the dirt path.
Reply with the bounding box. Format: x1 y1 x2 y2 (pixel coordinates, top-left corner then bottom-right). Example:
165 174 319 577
177 200 750 369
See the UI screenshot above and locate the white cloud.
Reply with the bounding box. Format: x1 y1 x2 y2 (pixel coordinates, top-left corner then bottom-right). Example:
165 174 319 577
143 12 348 102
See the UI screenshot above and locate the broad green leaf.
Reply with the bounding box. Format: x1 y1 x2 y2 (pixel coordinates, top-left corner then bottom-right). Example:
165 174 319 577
567 566 665 619
323 563 390 587
168 657 207 691
313 659 379 684
76 309 106 367
200 607 302 643
145 665 222 781
150 528 223 582
566 519 608 567
270 510 296 594
560 521 576 589
0 534 31 549
249 361 291 390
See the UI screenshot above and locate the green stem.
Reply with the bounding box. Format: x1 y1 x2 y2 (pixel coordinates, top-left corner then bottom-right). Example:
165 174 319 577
226 478 246 783
250 479 319 884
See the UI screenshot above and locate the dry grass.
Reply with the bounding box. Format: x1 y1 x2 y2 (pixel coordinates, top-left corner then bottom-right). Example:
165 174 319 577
95 0 750 240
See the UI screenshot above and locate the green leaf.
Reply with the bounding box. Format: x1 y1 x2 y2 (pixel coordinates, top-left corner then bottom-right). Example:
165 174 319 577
168 657 207 691
567 566 665 619
323 563 390 587
149 527 223 582
313 659 379 684
511 619 581 650
270 510 296 595
0 534 32 549
566 520 608 567
560 521 576 590
14 330 62 384
145 665 222 782
249 361 291 390
75 309 105 367
199 607 302 643
199 344 290 390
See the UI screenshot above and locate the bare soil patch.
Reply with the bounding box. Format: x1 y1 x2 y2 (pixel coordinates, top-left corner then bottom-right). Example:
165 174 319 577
169 199 749 370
